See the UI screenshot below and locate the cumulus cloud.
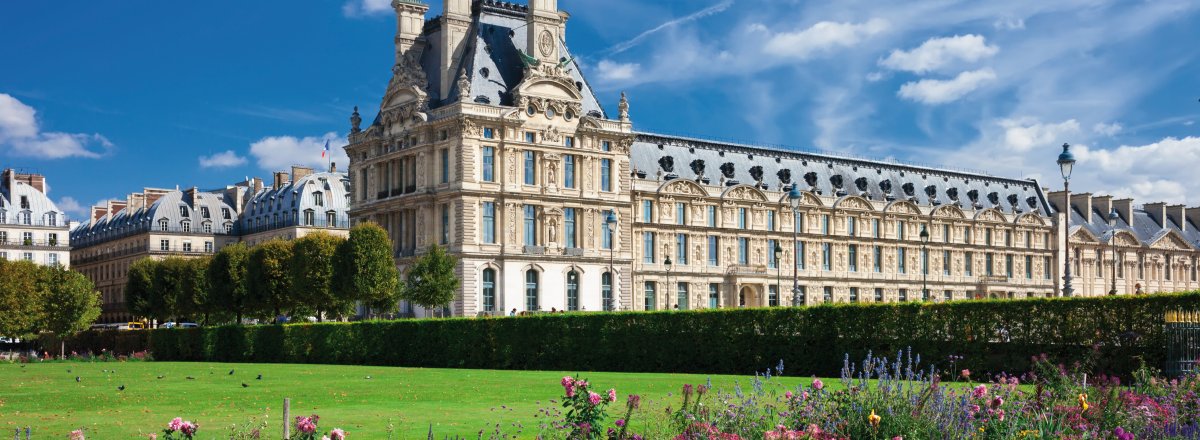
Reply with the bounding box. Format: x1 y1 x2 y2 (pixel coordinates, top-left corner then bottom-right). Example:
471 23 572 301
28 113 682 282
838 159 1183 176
879 34 999 73
993 17 1026 30
998 117 1082 152
1080 137 1200 204
198 150 248 169
0 93 111 159
1092 122 1123 137
342 0 391 17
596 60 641 82
57 196 86 218
763 19 889 60
248 132 348 172
897 69 996 104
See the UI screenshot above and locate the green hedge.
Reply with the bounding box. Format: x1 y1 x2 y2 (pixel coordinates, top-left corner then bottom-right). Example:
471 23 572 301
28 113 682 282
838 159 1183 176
71 293 1200 377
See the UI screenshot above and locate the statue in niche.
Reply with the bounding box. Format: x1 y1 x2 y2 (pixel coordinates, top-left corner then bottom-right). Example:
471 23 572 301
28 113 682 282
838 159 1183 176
548 218 557 243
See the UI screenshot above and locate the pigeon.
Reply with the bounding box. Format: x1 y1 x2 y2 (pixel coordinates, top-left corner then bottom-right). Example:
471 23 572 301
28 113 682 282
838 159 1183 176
186 376 196 380
75 376 81 383
256 374 262 380
365 375 372 380
117 385 125 391
241 383 249 388
157 375 165 379
228 369 235 375
67 369 71 373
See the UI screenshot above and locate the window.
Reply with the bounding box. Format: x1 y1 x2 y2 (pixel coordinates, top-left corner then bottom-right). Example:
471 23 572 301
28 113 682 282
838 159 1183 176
921 249 929 275
441 205 449 244
1166 255 1173 280
707 236 719 266
19 196 28 209
22 252 32 261
159 219 169 231
47 253 58 266
964 226 972 244
874 288 884 302
1006 255 1014 278
483 127 495 139
600 159 612 192
675 233 688 265
48 212 58 226
823 286 833 303
965 252 974 276
821 215 830 235
181 221 191 233
873 246 883 272
441 148 451 182
0 231 5 244
642 200 653 223
482 202 496 244
898 248 907 274
738 208 747 229
1138 253 1145 279
1025 255 1033 279
707 206 717 227
602 272 613 311
944 290 952 301
603 210 615 250
873 219 881 239
482 269 496 312
847 216 856 236
643 232 655 263
676 202 687 226
767 239 779 269
849 287 859 303
524 151 536 185
709 284 720 308
180 206 189 217
482 147 495 182
524 131 535 143
943 251 951 275
848 244 858 272
768 211 776 231
1025 231 1032 249
525 270 539 311
183 242 192 252
644 282 657 311
1045 256 1053 280
943 224 951 243
559 156 580 192
986 253 995 276
986 228 993 246
567 271 580 311
796 241 805 270
821 243 832 271
1005 230 1013 247
326 212 336 228
204 242 213 253
0 251 6 260
523 205 537 246
47 233 57 246
564 208 576 248
564 136 574 148
222 208 231 220
769 285 779 306
899 289 908 302
677 283 690 310
897 221 906 240
738 238 749 265
602 140 612 151
304 210 315 226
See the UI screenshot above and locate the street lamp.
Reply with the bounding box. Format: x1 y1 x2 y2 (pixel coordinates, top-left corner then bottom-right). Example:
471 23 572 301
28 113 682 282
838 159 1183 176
773 241 783 307
605 211 618 311
1058 143 1077 297
920 225 930 300
788 185 805 306
1108 208 1120 296
664 255 673 310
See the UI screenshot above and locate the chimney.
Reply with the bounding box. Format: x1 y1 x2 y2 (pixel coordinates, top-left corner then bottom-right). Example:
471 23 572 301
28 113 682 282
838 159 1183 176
1186 207 1200 231
128 193 146 211
108 200 127 216
1046 190 1066 214
1069 192 1092 224
184 187 200 207
1168 204 1187 231
1091 195 1113 222
330 162 338 174
1112 198 1134 227
273 171 289 190
291 165 314 182
13 172 46 194
393 0 430 66
527 0 566 66
90 206 108 222
439 0 472 98
1144 202 1168 229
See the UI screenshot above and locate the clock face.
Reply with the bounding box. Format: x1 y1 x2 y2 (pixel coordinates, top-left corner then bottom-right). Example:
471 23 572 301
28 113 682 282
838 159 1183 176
539 30 555 57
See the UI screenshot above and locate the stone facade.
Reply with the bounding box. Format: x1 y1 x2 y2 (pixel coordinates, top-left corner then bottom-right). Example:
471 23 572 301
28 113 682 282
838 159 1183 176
0 169 71 267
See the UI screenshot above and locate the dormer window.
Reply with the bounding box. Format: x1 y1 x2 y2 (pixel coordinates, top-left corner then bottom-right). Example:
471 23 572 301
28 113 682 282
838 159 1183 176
200 207 210 218
20 196 29 210
47 212 57 227
313 192 325 207
159 219 169 231
203 222 213 234
303 210 315 226
179 206 189 217
181 220 191 232
326 211 337 227
222 208 231 220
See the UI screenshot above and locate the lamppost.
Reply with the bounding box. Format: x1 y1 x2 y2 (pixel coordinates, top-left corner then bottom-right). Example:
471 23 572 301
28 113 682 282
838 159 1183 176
605 211 618 311
788 185 805 306
920 225 930 300
1108 208 1120 296
1058 143 1077 297
664 256 673 310
773 242 783 307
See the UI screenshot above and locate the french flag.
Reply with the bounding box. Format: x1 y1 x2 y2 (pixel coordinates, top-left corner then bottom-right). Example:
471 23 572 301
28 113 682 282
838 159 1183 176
321 139 330 158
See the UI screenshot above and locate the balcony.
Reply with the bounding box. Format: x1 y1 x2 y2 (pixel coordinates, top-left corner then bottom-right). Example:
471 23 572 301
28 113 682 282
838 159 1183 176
524 246 546 255
0 239 69 250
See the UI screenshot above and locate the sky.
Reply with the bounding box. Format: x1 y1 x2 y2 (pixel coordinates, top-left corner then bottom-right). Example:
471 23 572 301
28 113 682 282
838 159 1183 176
1 0 1198 221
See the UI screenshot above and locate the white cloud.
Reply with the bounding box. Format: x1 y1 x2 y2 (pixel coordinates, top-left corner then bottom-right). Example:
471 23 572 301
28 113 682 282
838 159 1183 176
0 94 110 159
897 68 996 104
879 34 999 73
999 117 1082 152
198 150 248 169
993 17 1026 30
57 197 86 218
596 60 641 82
606 0 734 55
1092 122 1123 136
342 0 391 17
1081 137 1200 204
865 72 887 82
248 132 349 172
763 19 889 60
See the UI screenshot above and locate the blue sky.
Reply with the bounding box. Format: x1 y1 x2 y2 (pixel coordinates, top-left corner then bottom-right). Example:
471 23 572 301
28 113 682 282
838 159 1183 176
1 0 1199 220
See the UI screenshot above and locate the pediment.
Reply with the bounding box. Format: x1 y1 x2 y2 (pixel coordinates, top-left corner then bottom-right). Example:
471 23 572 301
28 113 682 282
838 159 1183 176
931 205 966 219
974 208 1006 223
883 200 921 215
833 195 874 212
1014 212 1047 227
721 184 768 202
658 179 707 197
1150 231 1193 251
1112 231 1140 248
1070 227 1098 243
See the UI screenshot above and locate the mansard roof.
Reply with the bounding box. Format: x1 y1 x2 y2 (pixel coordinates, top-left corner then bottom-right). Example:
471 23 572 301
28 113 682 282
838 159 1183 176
0 175 65 226
241 171 351 229
1070 205 1200 252
630 133 1053 217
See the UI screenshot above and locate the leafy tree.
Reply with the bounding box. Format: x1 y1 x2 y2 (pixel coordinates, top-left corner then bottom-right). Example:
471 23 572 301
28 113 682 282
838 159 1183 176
402 244 460 318
247 239 295 320
38 265 101 357
0 259 46 338
207 242 251 324
179 257 211 324
151 257 190 322
333 223 402 316
291 232 347 321
125 258 158 320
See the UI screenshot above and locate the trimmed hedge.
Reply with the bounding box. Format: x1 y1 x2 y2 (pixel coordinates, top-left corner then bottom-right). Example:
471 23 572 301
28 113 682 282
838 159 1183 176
69 293 1200 377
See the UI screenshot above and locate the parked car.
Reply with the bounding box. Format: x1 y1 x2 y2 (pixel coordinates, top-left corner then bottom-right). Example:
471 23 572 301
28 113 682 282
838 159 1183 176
121 322 145 331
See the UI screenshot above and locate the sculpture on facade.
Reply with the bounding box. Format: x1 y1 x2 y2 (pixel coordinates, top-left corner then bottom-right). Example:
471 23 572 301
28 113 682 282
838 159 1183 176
777 169 792 185
350 106 362 134
618 92 630 121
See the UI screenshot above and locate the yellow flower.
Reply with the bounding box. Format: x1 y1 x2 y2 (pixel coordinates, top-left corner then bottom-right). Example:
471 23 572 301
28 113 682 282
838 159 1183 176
1078 393 1089 412
868 409 881 428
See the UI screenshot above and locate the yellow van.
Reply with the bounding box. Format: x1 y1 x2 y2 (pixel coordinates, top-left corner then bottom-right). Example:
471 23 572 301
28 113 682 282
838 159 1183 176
125 322 146 330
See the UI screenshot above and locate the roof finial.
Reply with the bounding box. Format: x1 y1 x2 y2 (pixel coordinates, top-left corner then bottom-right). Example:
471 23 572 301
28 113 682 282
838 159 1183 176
456 70 471 100
618 91 630 122
350 106 362 134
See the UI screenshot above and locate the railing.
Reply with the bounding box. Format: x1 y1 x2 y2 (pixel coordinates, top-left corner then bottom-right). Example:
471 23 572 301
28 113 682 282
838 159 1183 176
74 246 149 265
150 246 215 255
239 216 349 235
0 218 69 228
0 239 68 248
73 224 235 248
1166 310 1200 377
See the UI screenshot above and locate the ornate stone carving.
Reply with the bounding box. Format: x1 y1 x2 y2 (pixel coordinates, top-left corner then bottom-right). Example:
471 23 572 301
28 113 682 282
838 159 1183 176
618 92 630 121
456 70 471 99
350 106 362 134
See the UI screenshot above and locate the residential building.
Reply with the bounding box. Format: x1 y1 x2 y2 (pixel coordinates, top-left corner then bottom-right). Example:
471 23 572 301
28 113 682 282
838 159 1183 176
0 168 70 267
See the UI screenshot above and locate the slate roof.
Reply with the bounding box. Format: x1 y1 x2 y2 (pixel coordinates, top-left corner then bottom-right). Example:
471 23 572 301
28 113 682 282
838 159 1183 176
241 171 351 230
0 176 65 227
1069 205 1200 251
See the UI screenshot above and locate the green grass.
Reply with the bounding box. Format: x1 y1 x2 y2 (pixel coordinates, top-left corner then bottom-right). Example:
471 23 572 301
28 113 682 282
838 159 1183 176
0 361 817 438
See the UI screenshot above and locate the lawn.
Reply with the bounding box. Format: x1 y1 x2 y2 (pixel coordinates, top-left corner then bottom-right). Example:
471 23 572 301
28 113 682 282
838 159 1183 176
0 361 817 438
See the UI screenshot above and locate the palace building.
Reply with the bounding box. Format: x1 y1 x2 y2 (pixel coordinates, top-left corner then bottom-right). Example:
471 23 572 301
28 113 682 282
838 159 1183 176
0 168 71 267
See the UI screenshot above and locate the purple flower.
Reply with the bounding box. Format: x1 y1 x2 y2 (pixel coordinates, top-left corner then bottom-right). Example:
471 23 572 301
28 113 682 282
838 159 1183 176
972 384 987 399
615 419 626 428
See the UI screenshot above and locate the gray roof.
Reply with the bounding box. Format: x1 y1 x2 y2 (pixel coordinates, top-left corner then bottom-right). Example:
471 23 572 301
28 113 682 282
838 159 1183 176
0 178 66 227
70 189 239 247
1070 205 1200 251
632 133 1053 217
241 171 351 231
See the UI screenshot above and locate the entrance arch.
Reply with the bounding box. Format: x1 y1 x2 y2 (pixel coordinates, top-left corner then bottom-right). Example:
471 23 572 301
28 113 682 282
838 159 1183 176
738 285 761 307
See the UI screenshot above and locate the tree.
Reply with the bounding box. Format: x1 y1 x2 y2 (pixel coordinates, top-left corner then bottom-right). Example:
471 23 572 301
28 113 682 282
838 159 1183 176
208 242 250 324
179 257 211 324
38 265 101 357
0 259 46 338
125 258 158 320
151 257 189 322
333 223 402 316
291 232 348 321
247 239 295 320
402 244 460 318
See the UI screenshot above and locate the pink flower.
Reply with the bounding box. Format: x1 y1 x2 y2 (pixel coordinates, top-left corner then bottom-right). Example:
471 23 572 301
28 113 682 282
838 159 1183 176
607 388 617 402
961 369 971 379
566 386 576 398
615 419 626 428
893 437 904 440
784 391 794 400
561 376 575 390
168 417 183 432
811 379 824 390
996 409 1005 421
329 428 346 440
70 430 85 440
626 394 641 410
802 391 810 399
588 391 602 406
969 404 981 414
990 396 1004 408
180 421 197 436
972 384 987 398
296 416 318 434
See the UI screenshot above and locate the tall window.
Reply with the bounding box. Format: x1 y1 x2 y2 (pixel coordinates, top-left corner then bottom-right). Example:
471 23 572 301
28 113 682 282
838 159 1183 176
921 249 929 275
525 131 535 143
600 159 612 192
897 221 906 240
1025 231 1032 249
849 287 859 303
1005 230 1013 247
796 241 806 270
874 288 884 302
1006 255 1014 278
602 272 613 311
873 218 881 238
603 210 615 250
738 208 747 229
564 136 574 148
482 269 496 312
602 140 611 151
821 215 830 235
821 243 832 271
47 212 57 226
769 285 779 306
642 200 653 223
768 239 779 269
767 211 776 231
159 219 169 231
823 286 833 302
643 232 655 263
182 221 191 233
1045 256 1053 280
738 238 749 264
873 246 882 272
898 248 907 274
707 236 719 266
943 250 951 275
441 148 449 183
676 202 687 226
482 147 495 182
848 244 858 272
964 226 972 244
304 210 315 226
1025 255 1033 279
943 224 951 243
899 289 908 301
707 206 717 227
564 155 575 188
986 228 993 246
965 252 974 276
1166 255 1173 280
523 205 537 246
676 233 688 265
483 127 495 139
847 216 856 236
677 282 689 310
180 206 189 217
644 282 657 311
708 284 720 308
567 271 579 311
482 202 496 244
441 205 449 244
524 151 536 185
986 253 995 276
564 208 577 248
525 270 539 311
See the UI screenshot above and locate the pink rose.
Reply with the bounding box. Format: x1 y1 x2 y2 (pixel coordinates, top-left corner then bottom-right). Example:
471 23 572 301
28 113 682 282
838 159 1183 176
990 397 1004 408
784 391 794 400
972 384 987 399
329 428 346 440
180 421 197 436
607 388 617 402
168 417 183 432
588 391 602 406
961 369 971 379
811 379 823 390
561 376 575 390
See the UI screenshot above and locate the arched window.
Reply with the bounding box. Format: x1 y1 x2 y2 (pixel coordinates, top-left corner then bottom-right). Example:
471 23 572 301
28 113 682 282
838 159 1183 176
566 270 579 311
601 272 613 311
482 268 496 313
525 270 539 311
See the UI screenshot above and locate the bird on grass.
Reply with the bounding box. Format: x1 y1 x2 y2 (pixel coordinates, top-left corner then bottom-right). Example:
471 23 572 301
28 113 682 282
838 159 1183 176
185 376 196 380
241 383 249 388
75 377 81 383
365 375 372 380
228 369 235 375
255 374 262 380
117 385 125 391
156 375 165 380
66 369 71 373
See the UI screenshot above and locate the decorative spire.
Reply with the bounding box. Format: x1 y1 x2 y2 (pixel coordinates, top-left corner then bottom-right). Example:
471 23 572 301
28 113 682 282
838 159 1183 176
350 106 362 134
618 91 630 122
456 70 471 100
